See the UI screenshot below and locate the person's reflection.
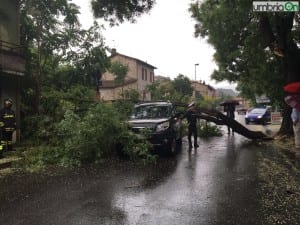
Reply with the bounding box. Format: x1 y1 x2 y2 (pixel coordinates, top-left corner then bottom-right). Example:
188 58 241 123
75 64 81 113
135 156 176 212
225 135 237 171
187 146 198 183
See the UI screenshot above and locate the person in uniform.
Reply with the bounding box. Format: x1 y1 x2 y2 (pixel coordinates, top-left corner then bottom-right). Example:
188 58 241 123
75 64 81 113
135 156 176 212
0 98 16 152
186 102 199 149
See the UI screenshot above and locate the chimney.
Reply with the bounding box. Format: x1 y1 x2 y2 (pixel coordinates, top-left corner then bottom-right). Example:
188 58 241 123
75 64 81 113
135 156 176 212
111 48 117 56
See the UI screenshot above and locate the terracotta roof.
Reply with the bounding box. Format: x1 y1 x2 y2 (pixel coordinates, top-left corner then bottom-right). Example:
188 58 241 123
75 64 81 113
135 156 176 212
111 50 157 69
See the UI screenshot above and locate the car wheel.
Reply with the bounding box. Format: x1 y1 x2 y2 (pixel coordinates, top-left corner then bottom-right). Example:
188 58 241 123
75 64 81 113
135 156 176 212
245 120 249 124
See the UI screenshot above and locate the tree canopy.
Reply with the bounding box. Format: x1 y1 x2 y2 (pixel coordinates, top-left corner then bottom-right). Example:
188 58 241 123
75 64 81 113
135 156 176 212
91 0 156 25
20 0 110 113
189 1 300 96
189 0 300 134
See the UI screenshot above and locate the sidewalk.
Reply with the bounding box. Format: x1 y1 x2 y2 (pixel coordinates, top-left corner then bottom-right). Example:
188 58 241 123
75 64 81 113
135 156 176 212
0 153 21 176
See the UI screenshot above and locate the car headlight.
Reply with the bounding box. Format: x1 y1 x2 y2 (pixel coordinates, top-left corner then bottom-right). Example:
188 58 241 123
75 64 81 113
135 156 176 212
156 121 170 132
257 115 262 119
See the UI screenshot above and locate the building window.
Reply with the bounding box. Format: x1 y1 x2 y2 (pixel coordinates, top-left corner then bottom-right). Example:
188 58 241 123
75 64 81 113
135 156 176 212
142 68 148 81
150 72 154 82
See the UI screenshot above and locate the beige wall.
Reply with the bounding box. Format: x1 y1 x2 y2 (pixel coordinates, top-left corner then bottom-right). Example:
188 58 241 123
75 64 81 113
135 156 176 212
103 55 138 80
192 82 216 99
102 54 154 101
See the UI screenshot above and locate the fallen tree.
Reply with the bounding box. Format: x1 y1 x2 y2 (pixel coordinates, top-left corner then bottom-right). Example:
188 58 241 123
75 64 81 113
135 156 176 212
194 107 273 140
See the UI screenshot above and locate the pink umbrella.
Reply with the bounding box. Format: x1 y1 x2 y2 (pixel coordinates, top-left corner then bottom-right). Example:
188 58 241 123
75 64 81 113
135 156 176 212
284 94 300 109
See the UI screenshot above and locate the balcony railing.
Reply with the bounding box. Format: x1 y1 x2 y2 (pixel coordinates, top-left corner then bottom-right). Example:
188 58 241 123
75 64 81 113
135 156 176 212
0 39 23 55
0 40 25 75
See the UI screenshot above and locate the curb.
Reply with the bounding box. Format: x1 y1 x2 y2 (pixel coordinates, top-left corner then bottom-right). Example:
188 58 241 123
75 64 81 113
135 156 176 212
0 156 21 170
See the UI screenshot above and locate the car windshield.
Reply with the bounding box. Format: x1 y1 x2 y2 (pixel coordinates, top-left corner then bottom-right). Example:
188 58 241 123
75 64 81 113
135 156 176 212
249 108 266 114
130 105 172 119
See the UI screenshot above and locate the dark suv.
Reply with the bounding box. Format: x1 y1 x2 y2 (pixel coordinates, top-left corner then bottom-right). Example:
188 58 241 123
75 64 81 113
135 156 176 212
128 101 183 155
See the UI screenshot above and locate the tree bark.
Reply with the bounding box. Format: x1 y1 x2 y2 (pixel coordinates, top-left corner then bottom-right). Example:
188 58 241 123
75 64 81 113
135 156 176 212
259 15 300 135
195 107 271 140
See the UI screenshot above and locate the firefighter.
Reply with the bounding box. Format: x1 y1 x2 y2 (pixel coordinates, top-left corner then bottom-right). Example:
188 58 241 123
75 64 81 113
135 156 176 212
0 98 16 153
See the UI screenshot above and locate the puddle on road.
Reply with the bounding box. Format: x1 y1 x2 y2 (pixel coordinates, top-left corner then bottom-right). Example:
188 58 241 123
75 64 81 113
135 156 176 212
110 130 264 225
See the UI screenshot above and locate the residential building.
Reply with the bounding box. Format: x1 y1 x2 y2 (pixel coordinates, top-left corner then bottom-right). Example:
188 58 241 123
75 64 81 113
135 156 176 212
191 81 216 99
0 0 25 143
235 97 251 110
154 75 170 83
100 49 156 101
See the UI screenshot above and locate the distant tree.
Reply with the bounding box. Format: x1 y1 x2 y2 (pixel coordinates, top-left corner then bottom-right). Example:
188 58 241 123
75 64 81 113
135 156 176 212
146 80 169 101
109 61 129 99
91 0 156 25
172 74 193 101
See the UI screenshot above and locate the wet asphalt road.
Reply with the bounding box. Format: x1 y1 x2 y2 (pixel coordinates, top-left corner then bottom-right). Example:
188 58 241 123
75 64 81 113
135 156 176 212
0 115 278 225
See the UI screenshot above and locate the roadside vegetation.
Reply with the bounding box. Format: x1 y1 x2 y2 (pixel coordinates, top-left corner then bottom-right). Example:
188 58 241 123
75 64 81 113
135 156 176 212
17 76 222 172
257 139 300 225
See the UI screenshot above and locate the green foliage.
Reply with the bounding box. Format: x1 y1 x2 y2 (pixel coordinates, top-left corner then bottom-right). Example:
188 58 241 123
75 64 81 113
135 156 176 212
20 1 109 113
113 100 135 119
198 121 223 138
91 0 155 25
172 74 193 98
21 102 155 169
117 130 157 165
146 74 193 103
56 104 125 166
146 80 169 101
196 96 220 110
182 120 223 137
124 89 140 102
110 61 129 85
21 85 95 142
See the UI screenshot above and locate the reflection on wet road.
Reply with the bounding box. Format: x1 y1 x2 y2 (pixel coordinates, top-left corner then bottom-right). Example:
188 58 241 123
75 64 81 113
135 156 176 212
0 115 276 225
112 132 262 225
110 114 278 224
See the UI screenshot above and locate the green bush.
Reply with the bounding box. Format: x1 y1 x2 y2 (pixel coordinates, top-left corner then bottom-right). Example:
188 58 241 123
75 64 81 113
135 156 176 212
182 120 223 138
21 102 155 169
198 121 223 137
56 103 127 166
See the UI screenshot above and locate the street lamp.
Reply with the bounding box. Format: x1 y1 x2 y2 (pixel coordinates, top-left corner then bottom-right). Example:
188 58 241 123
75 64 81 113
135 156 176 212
194 63 199 81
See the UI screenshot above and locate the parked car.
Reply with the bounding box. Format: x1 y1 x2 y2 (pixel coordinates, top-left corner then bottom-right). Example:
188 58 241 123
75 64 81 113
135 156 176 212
245 107 271 125
128 101 183 155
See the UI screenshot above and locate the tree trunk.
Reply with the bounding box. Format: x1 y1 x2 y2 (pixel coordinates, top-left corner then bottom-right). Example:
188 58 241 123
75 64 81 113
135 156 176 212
278 104 293 136
195 107 271 140
260 15 300 136
35 37 42 114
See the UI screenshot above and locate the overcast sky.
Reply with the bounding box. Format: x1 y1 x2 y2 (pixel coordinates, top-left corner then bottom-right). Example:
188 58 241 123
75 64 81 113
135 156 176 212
71 0 236 89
